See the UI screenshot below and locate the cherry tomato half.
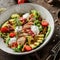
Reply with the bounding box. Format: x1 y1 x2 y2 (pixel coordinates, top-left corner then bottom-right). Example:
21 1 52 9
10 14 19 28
18 0 25 4
9 32 16 38
24 45 32 51
41 20 49 27
1 27 9 33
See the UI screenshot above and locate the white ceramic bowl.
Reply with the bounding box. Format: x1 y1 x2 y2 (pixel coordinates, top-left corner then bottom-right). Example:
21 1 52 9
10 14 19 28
0 3 54 55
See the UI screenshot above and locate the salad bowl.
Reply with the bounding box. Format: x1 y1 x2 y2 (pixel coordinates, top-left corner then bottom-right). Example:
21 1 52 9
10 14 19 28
0 3 54 55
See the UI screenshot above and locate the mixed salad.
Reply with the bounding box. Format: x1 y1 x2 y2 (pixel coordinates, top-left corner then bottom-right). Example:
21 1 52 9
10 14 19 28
0 10 51 52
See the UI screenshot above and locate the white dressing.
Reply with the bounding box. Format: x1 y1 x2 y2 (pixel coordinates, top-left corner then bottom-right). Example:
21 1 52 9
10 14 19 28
9 37 16 45
23 13 30 19
31 25 39 35
15 26 22 32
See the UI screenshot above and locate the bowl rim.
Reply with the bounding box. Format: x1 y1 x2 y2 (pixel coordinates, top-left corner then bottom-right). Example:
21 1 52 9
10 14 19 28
0 3 55 55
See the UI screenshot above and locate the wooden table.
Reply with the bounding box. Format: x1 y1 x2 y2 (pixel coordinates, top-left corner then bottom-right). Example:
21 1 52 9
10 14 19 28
0 0 60 60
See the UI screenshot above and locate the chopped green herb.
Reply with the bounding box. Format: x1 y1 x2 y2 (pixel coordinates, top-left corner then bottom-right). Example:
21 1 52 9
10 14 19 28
13 45 22 52
5 35 10 44
14 18 22 26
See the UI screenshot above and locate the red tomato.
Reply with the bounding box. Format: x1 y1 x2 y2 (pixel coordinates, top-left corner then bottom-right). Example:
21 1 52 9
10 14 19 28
24 45 32 51
9 32 16 38
0 28 1 31
18 0 25 4
1 27 9 33
11 42 18 48
41 20 49 27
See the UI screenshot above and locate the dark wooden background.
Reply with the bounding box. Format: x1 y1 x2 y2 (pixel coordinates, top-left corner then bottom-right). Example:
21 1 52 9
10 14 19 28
0 0 60 60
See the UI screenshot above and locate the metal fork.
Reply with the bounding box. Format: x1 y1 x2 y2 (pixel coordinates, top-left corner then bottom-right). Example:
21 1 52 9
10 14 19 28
46 41 60 60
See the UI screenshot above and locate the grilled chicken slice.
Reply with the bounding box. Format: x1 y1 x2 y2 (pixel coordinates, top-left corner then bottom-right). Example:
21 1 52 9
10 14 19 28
17 37 26 46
